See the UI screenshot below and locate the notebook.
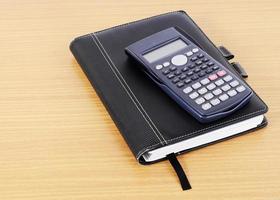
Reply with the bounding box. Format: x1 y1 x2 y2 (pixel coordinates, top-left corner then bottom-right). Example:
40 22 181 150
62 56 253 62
70 10 268 190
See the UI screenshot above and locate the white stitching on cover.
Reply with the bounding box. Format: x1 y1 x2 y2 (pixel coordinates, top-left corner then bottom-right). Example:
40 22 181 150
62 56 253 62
89 33 167 145
93 34 167 144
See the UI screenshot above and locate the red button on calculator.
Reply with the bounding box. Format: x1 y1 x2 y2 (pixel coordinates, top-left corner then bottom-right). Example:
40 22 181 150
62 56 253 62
209 74 218 80
217 70 226 77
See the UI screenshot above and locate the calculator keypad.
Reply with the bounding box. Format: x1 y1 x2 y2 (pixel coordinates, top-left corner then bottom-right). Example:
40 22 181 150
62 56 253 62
156 47 247 112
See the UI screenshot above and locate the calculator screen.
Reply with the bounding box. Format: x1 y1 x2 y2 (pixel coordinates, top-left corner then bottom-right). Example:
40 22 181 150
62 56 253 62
143 39 188 63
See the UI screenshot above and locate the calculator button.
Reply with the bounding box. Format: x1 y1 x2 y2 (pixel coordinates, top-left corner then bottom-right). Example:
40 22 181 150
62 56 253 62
221 84 231 91
191 56 198 62
177 82 184 88
163 62 170 67
198 71 205 77
192 82 201 89
206 83 216 90
202 58 209 63
198 87 207 95
156 64 163 70
189 92 199 99
202 103 212 110
213 88 222 95
191 75 199 80
195 97 205 105
208 74 218 81
184 79 192 84
187 71 193 76
213 66 219 70
195 60 202 66
217 70 227 77
192 48 199 53
200 78 210 85
163 70 170 75
171 55 188 66
204 93 214 100
167 74 175 79
210 98 221 106
219 94 229 101
172 78 180 83
183 86 193 94
189 64 196 69
186 51 193 56
223 75 233 82
236 85 246 92
215 79 224 86
179 74 187 80
207 62 214 66
230 80 239 87
182 67 188 72
175 70 182 76
194 68 201 73
227 89 237 97
170 66 177 71
201 64 208 70
198 54 204 58
205 68 213 74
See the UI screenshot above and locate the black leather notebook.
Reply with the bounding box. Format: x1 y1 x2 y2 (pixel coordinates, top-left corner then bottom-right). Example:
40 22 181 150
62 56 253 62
70 11 268 190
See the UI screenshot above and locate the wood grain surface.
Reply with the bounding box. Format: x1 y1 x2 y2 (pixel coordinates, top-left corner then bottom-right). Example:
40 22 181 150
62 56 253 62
0 0 279 199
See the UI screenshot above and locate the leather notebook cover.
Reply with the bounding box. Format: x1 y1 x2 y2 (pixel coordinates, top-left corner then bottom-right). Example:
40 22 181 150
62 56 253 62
70 11 268 164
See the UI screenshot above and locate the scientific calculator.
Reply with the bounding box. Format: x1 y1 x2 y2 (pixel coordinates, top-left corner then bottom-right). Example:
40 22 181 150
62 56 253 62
125 27 252 123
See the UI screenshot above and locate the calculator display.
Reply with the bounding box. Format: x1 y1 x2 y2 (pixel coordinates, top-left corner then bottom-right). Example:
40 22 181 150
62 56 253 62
143 39 187 63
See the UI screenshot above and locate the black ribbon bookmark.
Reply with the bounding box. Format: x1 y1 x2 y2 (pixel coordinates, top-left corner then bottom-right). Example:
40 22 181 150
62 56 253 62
167 153 192 191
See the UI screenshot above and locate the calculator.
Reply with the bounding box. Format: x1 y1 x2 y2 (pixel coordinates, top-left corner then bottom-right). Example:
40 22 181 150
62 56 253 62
125 27 252 123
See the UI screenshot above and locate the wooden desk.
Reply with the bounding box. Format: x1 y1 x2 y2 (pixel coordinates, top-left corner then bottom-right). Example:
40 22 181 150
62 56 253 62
0 0 279 199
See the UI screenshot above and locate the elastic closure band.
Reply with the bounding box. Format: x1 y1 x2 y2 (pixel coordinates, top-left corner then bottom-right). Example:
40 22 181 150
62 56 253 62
167 153 192 191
